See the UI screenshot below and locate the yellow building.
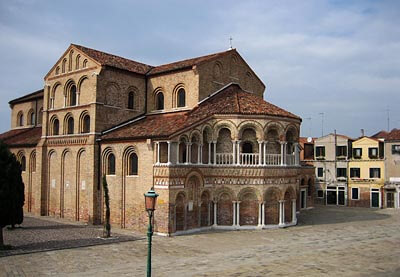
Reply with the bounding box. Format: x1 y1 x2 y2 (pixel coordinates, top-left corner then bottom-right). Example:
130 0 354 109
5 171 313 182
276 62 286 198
348 137 385 208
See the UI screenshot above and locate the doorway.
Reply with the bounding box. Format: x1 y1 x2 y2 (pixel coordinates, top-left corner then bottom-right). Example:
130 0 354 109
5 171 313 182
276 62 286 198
300 189 307 209
371 189 380 208
386 192 395 208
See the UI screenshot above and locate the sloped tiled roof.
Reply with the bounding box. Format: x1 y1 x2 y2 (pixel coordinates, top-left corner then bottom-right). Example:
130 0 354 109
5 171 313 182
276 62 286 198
386 129 400 141
148 49 234 75
72 44 153 75
101 84 300 141
371 130 389 139
9 89 44 106
0 127 42 147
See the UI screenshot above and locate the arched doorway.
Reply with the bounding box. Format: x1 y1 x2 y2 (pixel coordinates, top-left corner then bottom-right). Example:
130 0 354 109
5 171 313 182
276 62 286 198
200 191 211 227
265 188 280 225
239 189 258 226
284 187 296 224
175 193 186 231
217 192 233 225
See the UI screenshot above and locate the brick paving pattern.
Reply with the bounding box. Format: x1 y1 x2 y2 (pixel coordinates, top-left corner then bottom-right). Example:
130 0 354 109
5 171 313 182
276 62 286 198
1 206 400 276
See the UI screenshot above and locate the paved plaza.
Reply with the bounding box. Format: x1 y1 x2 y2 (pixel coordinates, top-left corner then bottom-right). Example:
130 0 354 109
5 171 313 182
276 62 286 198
1 206 399 276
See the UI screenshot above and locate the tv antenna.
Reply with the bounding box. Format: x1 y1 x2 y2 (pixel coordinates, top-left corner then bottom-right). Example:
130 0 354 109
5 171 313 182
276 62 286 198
319 112 324 137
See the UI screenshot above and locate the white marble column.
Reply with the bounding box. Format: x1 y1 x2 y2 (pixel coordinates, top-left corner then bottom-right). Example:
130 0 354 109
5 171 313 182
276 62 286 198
232 201 236 226
77 91 80 106
263 142 267 165
280 142 285 166
232 140 237 165
292 199 297 223
279 200 285 226
258 141 263 166
213 201 217 226
188 143 192 164
236 201 240 227
156 142 160 164
213 141 217 165
185 143 190 164
198 144 202 164
167 141 171 165
294 142 300 165
261 202 265 227
236 140 241 165
208 143 211 164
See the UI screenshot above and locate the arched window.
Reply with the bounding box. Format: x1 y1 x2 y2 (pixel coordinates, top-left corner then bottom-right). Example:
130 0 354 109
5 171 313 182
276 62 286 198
20 156 26 172
28 110 35 125
69 85 77 106
128 92 134 109
55 66 60 75
107 154 116 175
67 117 74 134
75 54 80 70
83 59 88 68
68 50 74 71
52 118 59 135
38 108 43 125
31 152 36 173
62 58 67 73
177 88 185 107
17 112 24 127
128 153 138 175
156 92 164 110
82 115 90 133
242 142 253 153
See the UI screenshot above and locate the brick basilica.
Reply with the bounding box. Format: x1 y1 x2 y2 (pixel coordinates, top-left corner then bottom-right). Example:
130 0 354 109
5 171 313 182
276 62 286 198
0 44 314 235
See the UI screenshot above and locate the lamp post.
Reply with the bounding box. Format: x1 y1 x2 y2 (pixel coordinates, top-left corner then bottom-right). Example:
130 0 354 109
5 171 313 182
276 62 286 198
144 188 159 277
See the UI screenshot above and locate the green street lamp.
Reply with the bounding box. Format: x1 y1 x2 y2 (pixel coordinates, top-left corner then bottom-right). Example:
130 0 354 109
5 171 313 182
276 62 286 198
144 188 159 277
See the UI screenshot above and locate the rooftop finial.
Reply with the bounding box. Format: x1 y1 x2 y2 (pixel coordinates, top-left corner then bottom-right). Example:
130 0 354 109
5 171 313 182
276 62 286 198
229 36 233 50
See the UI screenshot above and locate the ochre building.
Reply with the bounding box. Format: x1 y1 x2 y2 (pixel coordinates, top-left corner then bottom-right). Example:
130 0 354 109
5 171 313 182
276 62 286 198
0 44 314 235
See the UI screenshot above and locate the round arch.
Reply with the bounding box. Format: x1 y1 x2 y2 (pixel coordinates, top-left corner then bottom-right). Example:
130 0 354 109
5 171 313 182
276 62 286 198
237 120 264 141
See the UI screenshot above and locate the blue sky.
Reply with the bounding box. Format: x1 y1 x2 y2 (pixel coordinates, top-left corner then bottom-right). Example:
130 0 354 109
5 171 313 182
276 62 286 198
1 0 399 138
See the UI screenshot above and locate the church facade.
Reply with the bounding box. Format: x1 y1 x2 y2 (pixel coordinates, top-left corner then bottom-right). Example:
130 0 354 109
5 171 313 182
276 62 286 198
0 44 314 235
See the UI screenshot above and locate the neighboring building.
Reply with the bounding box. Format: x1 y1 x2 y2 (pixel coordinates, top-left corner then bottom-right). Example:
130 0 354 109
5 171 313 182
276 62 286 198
313 133 353 206
383 129 400 208
348 137 385 208
299 137 316 206
0 44 314 235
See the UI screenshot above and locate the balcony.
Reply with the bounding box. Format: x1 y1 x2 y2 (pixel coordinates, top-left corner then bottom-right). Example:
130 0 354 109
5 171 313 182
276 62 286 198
154 140 299 168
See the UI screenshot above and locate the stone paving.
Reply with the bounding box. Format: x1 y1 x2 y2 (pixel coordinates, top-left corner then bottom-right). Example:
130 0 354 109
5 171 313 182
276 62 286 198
1 206 400 276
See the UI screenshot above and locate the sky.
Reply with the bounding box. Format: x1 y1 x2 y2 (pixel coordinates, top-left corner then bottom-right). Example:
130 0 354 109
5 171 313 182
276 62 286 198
0 0 399 138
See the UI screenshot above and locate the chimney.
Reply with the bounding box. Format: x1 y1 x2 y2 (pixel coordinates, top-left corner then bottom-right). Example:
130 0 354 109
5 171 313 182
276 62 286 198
361 129 365 137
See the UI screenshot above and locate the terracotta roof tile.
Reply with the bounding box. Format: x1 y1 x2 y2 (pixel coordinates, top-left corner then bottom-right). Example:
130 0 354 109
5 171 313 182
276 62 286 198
148 49 234 75
372 130 389 139
0 127 42 147
386 129 400 141
72 44 153 75
102 84 300 141
9 89 44 105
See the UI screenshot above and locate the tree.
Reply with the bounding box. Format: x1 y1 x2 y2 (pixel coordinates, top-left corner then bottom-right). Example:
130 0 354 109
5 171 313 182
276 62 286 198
102 176 111 238
0 141 25 249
